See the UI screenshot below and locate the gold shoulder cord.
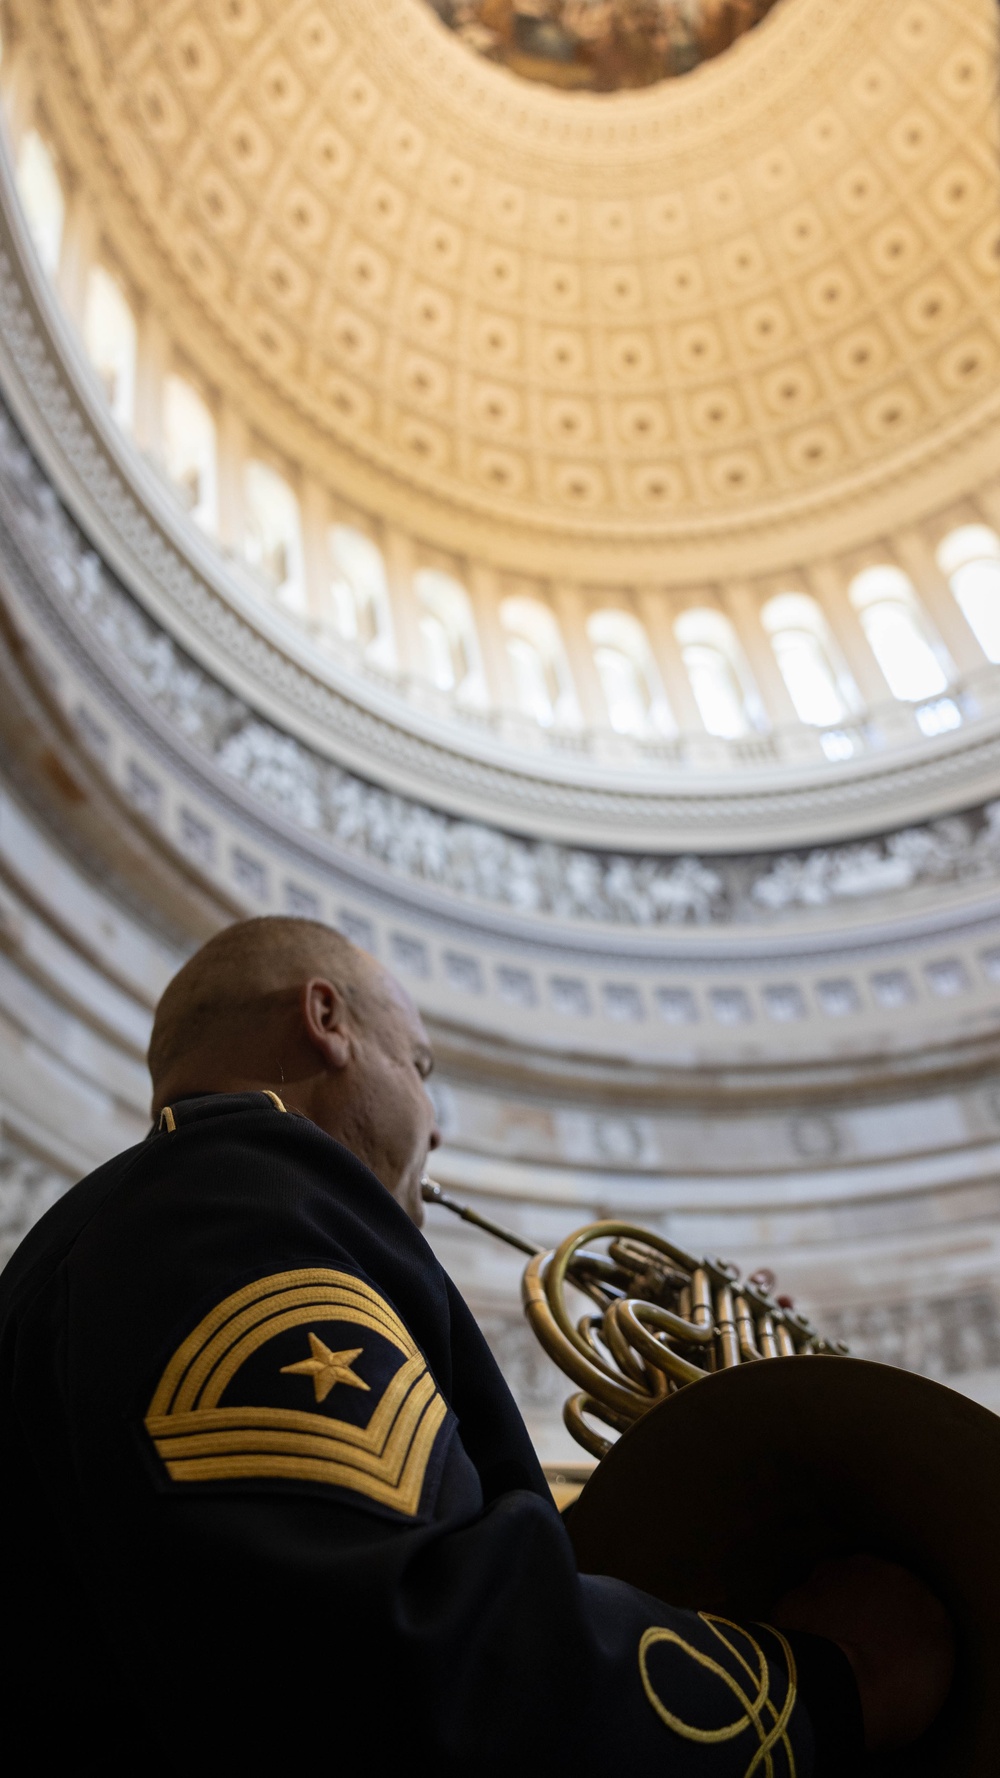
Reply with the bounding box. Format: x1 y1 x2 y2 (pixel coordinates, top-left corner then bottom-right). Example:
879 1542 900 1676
639 1614 798 1778
158 1092 287 1134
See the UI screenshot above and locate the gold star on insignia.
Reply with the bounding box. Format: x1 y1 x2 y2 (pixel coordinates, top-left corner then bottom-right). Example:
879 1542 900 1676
280 1332 371 1404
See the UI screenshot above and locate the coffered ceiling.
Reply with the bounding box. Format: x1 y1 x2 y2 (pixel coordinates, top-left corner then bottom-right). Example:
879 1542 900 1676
8 0 1000 575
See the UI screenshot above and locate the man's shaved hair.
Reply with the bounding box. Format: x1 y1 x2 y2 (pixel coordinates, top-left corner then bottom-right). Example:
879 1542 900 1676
148 916 372 1088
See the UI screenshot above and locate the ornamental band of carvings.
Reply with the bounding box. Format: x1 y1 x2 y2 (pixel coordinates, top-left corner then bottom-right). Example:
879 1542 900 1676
823 1293 1000 1383
4 400 1000 930
3 220 1000 848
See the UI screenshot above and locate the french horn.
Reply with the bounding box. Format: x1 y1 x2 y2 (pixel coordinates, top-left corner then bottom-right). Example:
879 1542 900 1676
423 1176 1000 1776
422 1177 847 1457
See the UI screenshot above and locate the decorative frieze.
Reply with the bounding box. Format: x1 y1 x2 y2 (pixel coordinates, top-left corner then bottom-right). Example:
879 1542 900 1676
6 393 1000 934
824 1292 1000 1383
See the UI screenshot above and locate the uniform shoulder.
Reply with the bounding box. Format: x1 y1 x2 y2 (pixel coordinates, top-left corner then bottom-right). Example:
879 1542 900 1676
58 1093 452 1371
131 1091 405 1253
26 1095 461 1526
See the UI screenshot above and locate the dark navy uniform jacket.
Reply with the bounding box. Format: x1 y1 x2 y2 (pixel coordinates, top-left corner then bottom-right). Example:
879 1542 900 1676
0 1092 863 1773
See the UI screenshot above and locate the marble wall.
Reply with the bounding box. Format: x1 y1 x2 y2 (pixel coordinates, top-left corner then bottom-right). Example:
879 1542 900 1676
1 277 1000 1466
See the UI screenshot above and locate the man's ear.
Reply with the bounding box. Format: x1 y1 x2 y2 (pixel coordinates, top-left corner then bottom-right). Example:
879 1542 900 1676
301 978 352 1072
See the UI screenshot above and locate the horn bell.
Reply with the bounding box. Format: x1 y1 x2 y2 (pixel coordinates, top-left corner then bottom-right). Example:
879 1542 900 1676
565 1355 1000 1777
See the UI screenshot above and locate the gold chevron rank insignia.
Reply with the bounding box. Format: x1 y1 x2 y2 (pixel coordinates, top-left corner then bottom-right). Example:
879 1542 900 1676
144 1268 452 1518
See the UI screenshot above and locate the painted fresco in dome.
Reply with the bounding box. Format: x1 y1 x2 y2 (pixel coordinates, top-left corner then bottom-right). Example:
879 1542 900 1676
424 0 783 92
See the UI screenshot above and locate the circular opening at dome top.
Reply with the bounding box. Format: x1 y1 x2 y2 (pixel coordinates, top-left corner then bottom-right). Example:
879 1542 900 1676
424 1 783 92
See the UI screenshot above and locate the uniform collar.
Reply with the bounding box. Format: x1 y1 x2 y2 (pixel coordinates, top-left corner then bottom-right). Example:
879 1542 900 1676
154 1089 289 1135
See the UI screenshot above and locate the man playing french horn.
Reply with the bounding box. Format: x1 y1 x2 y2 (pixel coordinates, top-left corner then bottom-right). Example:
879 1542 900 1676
0 918 962 1772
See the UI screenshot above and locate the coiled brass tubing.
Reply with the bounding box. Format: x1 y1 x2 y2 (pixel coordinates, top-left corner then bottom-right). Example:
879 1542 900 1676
423 1182 847 1460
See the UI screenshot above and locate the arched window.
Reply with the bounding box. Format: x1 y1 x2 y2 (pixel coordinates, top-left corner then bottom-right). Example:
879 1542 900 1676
327 525 393 664
937 526 1000 665
414 569 485 703
83 266 137 431
243 460 305 612
500 596 577 727
849 565 948 702
587 609 675 737
674 607 752 739
761 591 851 727
163 375 217 532
16 130 64 277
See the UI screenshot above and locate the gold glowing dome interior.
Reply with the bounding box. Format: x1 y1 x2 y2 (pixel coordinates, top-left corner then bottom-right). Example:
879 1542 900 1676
421 0 784 94
7 0 996 586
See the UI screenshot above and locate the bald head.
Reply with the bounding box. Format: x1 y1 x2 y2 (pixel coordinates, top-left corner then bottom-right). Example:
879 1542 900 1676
149 917 375 1092
149 917 440 1224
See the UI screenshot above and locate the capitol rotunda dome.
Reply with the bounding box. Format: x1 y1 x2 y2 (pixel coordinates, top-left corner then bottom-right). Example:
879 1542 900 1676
0 0 999 1461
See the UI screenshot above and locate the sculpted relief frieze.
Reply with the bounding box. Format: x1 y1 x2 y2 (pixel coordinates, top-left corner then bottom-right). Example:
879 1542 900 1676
823 1292 1000 1384
3 208 1000 854
4 399 1000 935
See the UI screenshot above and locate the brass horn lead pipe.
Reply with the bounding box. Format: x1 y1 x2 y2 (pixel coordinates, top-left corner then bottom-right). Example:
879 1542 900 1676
423 1182 650 1418
420 1176 544 1257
